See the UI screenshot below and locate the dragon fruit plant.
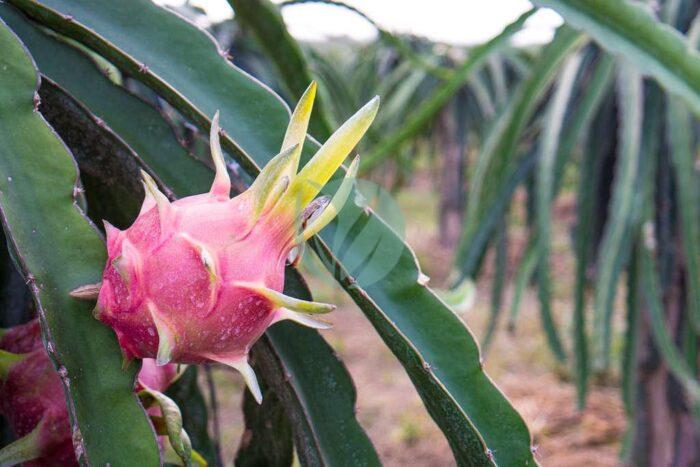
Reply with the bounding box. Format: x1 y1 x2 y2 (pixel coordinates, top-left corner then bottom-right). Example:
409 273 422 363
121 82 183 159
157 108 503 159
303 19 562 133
0 1 544 464
0 319 200 466
71 82 378 404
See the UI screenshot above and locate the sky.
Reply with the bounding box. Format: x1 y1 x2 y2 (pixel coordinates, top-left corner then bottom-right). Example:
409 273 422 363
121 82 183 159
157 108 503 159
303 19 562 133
156 0 562 46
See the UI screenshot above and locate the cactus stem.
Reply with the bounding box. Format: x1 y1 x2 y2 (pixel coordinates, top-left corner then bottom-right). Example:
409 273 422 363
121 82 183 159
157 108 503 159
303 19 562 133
233 281 335 314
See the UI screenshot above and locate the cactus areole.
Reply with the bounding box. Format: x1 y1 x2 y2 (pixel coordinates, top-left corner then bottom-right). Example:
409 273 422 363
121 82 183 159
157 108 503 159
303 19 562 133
72 82 379 403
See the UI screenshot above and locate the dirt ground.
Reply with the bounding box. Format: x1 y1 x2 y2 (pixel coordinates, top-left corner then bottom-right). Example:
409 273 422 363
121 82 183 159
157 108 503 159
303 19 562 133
209 181 627 466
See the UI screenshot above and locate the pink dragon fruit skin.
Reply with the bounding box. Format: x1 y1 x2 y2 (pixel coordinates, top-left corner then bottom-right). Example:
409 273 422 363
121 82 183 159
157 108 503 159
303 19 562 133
137 357 179 393
0 319 180 466
81 82 379 403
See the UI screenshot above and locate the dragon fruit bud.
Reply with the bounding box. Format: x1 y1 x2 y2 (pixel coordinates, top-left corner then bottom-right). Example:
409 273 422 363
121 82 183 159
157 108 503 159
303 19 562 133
73 82 379 403
0 319 183 466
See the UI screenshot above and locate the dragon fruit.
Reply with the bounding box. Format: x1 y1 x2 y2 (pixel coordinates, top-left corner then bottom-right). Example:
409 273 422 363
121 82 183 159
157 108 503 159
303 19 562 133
0 319 183 466
72 82 378 403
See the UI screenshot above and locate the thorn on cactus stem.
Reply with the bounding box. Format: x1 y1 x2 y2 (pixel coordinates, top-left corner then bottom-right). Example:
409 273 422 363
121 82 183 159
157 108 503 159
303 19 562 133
32 93 40 112
138 63 149 73
69 282 102 300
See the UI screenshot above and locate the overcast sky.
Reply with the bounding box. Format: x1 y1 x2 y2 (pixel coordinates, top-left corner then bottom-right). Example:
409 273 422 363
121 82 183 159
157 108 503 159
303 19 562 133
156 0 562 46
